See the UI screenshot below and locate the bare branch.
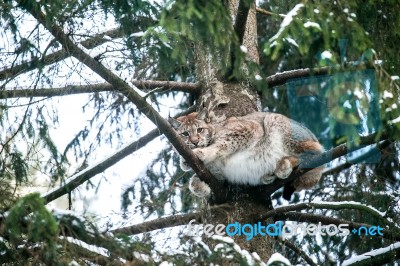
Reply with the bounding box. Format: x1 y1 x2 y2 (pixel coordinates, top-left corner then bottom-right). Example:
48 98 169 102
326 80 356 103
112 212 202 235
0 80 199 99
256 7 284 17
42 129 160 204
111 204 232 235
265 67 331 88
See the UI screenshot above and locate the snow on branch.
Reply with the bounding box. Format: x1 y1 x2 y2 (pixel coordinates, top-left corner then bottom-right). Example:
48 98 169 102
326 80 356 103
263 201 386 221
342 242 400 266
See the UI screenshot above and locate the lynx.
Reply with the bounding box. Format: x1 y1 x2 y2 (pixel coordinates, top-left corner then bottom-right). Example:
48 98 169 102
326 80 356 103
169 109 324 200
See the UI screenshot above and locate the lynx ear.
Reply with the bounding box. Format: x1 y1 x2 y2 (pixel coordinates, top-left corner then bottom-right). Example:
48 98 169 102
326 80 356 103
197 108 209 121
168 116 182 129
198 108 217 123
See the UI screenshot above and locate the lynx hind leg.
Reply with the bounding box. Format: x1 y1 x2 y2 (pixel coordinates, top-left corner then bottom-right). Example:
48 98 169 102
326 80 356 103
179 156 191 172
275 156 298 179
293 166 324 191
189 175 211 197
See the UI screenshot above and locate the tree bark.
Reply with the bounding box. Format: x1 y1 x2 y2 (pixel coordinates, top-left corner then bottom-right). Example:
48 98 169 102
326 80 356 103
193 0 274 262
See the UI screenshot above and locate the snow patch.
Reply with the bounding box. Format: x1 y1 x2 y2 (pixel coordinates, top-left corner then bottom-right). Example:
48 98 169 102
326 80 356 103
383 91 394 99
270 4 304 42
267 253 291 265
321 51 333 60
284 37 298 47
240 45 248 53
304 21 321 30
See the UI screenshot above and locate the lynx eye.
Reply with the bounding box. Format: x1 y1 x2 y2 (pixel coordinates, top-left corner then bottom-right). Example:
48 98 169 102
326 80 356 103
180 131 190 137
197 128 204 133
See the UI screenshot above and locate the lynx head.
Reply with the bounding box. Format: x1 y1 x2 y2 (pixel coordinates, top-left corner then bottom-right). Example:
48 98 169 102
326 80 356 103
169 109 215 148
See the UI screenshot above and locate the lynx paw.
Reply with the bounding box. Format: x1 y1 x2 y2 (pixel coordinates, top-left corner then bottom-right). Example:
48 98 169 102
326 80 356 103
179 157 191 172
275 158 293 179
189 175 211 197
193 148 206 161
262 174 276 184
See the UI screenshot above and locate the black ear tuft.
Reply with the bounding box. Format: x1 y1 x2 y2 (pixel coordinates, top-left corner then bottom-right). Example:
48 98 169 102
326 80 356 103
282 183 295 201
168 117 182 129
197 107 209 121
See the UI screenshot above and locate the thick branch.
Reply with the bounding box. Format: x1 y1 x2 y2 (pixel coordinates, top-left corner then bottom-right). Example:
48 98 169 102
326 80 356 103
265 67 331 88
112 212 202 235
42 128 160 204
111 204 232 236
42 106 195 204
0 81 199 99
260 132 389 197
22 2 227 203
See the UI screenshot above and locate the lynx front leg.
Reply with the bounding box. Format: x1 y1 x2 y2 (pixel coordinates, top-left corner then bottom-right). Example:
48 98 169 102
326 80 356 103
193 145 227 164
275 156 298 179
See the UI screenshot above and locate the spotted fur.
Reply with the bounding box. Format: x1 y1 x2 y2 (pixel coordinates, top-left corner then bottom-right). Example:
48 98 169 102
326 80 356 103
170 110 324 199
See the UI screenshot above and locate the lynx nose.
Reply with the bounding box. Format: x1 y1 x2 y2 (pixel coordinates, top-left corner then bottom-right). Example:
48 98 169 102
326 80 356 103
190 136 199 146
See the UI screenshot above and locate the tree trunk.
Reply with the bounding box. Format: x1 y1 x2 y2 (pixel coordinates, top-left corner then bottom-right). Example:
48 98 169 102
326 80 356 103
194 0 275 262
